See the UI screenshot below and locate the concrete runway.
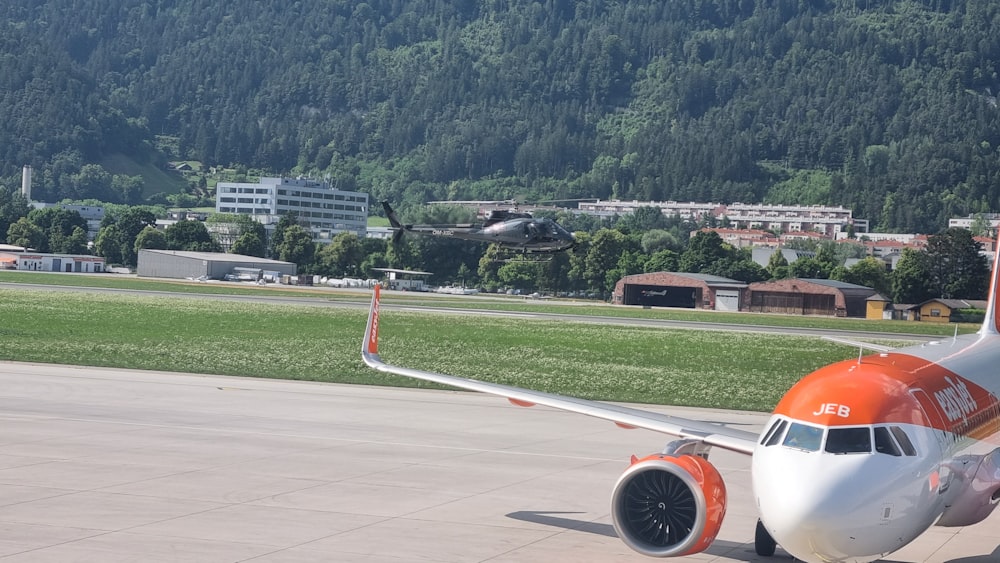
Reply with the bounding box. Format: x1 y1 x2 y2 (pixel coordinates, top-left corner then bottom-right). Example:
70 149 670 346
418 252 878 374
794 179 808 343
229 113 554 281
0 362 997 562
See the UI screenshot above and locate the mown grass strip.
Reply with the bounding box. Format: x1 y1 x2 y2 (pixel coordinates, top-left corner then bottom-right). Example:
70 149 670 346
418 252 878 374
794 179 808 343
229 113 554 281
0 288 901 411
0 270 975 337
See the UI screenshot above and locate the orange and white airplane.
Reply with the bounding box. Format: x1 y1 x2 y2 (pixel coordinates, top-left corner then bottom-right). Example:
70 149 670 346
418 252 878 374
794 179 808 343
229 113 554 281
361 267 1000 561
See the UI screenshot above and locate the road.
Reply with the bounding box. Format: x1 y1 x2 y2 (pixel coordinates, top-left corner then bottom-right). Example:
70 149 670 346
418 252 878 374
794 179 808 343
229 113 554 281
0 362 996 562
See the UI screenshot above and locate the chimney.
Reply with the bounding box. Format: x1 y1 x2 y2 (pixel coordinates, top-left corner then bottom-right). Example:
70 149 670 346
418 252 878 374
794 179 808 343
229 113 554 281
21 165 31 201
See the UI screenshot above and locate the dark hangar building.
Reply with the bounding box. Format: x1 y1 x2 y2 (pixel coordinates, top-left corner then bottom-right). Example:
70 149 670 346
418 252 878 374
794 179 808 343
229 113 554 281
612 272 748 310
746 278 877 317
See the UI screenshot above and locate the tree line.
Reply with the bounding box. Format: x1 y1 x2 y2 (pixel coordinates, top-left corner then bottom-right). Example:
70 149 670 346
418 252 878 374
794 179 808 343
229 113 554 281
2 187 987 306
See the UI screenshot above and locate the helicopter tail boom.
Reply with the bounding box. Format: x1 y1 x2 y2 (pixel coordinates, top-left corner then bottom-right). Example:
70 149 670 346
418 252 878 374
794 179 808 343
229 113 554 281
381 201 409 244
381 201 405 229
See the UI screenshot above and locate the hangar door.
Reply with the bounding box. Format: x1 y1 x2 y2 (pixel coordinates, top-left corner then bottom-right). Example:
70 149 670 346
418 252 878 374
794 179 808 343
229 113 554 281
715 290 740 311
750 292 835 315
623 284 699 308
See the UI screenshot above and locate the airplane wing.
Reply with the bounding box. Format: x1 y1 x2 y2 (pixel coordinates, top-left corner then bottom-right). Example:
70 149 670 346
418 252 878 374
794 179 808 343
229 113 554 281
361 286 759 455
822 336 894 353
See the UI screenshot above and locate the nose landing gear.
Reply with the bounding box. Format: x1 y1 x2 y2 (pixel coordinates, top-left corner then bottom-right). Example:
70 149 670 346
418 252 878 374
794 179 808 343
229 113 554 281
755 519 777 556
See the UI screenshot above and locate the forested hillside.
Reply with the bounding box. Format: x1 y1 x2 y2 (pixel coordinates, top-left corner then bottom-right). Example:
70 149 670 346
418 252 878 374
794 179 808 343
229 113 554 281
2 0 999 232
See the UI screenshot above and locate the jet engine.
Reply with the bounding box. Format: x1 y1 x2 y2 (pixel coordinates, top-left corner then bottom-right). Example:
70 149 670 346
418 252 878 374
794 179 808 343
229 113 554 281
937 448 1000 527
611 453 727 557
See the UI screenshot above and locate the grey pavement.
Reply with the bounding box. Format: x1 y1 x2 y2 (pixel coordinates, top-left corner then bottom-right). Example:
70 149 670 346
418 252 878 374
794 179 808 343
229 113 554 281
0 362 996 562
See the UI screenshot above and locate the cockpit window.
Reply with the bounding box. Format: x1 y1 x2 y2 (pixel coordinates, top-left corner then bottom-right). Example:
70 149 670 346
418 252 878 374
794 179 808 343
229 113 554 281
761 419 787 446
890 426 917 456
782 422 823 452
873 426 901 456
825 427 872 454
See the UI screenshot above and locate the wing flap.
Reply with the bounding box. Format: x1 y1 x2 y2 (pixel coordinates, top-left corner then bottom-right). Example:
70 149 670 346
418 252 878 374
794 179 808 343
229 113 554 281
362 286 758 455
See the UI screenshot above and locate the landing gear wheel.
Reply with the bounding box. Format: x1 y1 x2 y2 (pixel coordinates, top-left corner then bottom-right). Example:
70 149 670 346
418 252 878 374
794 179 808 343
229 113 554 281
755 519 777 557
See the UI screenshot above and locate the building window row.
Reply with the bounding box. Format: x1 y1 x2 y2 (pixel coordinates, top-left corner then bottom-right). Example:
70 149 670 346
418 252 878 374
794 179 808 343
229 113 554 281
292 210 365 221
275 189 365 202
276 200 363 212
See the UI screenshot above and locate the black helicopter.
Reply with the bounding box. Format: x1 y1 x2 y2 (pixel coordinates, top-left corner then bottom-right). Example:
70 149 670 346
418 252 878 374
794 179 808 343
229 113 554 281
382 201 576 254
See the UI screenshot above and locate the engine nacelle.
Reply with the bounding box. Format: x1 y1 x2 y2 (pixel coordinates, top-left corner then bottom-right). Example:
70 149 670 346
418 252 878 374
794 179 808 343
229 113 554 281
938 448 1000 527
611 453 727 557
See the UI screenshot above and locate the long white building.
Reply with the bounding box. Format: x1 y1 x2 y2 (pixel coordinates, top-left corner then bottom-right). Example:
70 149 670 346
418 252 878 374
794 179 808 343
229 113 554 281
215 177 368 242
577 200 868 236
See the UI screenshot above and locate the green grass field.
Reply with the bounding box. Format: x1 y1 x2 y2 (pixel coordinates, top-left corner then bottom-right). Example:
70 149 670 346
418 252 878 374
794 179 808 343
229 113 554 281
101 152 190 197
0 287 909 411
0 270 975 337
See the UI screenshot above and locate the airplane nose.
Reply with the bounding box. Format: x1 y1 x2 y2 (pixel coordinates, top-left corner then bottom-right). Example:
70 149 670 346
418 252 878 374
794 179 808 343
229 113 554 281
754 451 895 563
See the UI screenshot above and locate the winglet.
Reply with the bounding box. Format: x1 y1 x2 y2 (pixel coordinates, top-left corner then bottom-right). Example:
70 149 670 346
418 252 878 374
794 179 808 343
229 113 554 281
981 231 1000 335
363 285 381 360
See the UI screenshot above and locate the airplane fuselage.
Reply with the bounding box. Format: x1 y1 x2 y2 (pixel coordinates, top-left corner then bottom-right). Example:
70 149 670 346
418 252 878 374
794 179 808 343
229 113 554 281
753 333 1000 562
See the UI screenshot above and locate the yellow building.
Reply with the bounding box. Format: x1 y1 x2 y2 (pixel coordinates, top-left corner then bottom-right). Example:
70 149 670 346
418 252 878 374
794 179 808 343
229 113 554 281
916 299 987 323
865 294 891 320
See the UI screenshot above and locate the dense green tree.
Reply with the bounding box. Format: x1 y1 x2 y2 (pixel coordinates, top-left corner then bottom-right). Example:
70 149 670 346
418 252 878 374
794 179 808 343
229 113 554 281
640 229 681 254
0 186 30 243
535 252 571 293
165 220 222 252
969 214 992 237
25 207 88 254
217 214 268 257
679 231 729 273
788 256 832 280
316 232 364 277
269 214 299 260
583 229 635 295
5 218 46 251
833 257 890 295
497 260 541 292
477 244 507 290
95 207 156 267
644 249 679 273
565 231 592 294
111 175 144 205
456 263 473 288
924 228 989 299
230 232 265 257
616 206 669 234
709 259 768 284
891 249 935 305
94 224 124 265
57 226 89 254
766 250 790 280
134 226 167 253
606 249 648 291
360 251 389 279
275 225 316 268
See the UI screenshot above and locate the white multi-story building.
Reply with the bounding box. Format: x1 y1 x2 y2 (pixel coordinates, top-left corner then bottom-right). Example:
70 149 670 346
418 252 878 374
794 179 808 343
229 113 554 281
577 200 722 221
948 213 1000 231
215 177 368 242
723 203 866 236
577 200 867 236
